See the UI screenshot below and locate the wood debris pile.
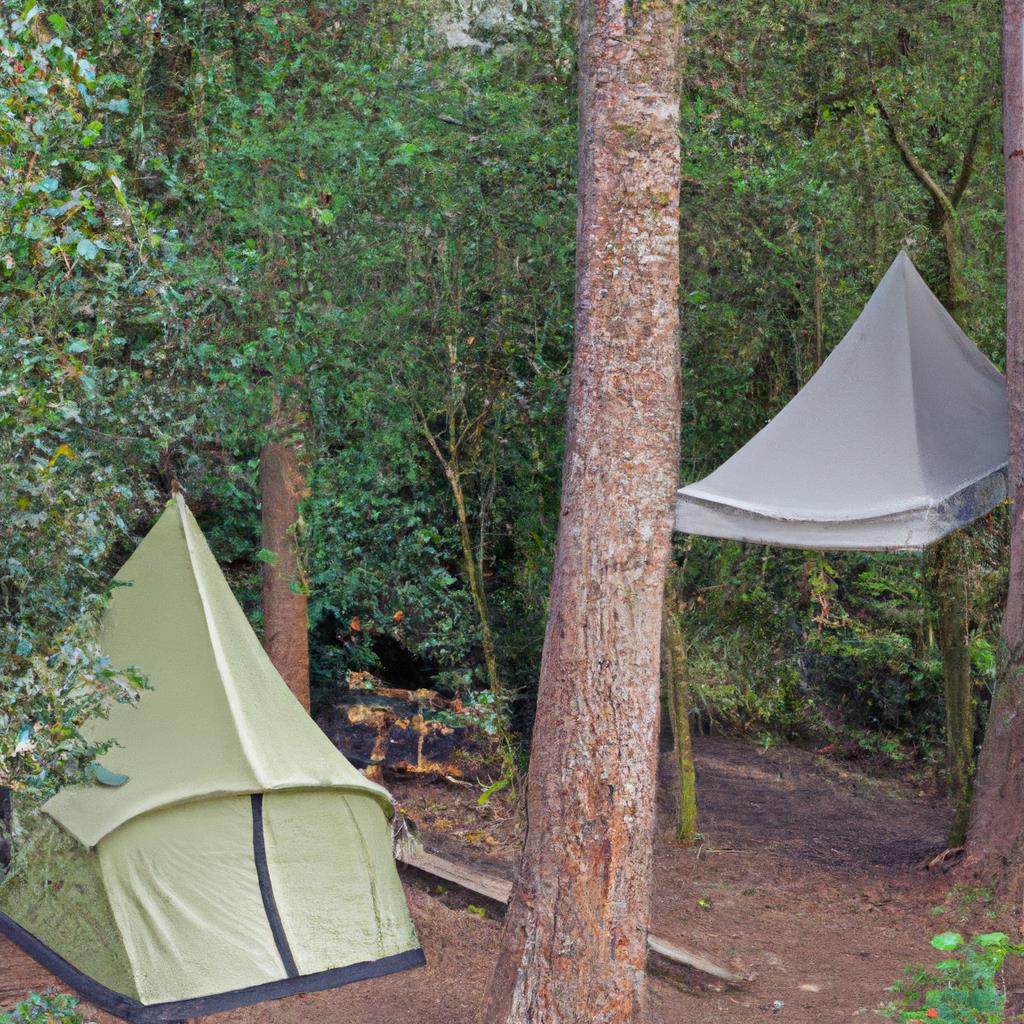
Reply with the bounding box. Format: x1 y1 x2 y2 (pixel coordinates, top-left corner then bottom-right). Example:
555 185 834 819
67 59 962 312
317 672 498 781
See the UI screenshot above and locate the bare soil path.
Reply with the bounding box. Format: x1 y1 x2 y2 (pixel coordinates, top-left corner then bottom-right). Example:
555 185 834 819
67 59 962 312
3 735 966 1023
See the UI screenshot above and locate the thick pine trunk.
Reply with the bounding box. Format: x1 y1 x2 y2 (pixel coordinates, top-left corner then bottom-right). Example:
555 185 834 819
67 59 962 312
968 0 1024 908
481 1 681 1020
260 420 311 712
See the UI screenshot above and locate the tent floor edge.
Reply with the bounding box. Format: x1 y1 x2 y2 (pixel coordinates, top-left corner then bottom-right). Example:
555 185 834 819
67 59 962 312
0 910 425 1023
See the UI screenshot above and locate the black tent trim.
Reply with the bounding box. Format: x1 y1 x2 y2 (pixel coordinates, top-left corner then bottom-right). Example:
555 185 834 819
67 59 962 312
250 793 300 978
0 909 425 1023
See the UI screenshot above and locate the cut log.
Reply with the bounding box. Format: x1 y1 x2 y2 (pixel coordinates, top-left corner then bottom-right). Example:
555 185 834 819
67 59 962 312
401 844 513 904
646 934 746 985
396 842 748 985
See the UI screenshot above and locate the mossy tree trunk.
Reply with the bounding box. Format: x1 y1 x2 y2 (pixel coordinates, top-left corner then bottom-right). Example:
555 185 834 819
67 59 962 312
877 92 991 843
925 535 973 846
661 576 698 844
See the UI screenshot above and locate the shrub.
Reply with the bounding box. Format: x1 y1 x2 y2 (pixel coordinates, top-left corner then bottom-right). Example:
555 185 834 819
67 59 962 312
0 992 83 1023
882 931 1024 1023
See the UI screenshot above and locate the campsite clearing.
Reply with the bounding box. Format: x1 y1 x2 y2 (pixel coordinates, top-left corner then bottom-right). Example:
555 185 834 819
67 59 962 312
5 735 992 1024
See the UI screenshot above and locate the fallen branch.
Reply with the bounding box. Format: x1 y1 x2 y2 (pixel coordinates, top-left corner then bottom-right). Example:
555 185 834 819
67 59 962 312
397 842 748 986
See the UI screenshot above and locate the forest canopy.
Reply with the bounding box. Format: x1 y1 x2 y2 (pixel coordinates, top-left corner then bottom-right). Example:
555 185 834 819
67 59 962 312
0 0 1009 798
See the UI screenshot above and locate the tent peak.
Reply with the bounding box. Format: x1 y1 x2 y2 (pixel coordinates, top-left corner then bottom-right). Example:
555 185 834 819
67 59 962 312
44 498 390 847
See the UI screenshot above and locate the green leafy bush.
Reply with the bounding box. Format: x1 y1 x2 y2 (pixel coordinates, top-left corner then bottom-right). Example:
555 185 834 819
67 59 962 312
0 992 83 1023
882 931 1024 1023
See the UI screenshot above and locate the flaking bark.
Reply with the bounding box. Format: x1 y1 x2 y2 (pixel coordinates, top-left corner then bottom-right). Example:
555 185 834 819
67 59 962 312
968 0 1024 912
481 0 682 1020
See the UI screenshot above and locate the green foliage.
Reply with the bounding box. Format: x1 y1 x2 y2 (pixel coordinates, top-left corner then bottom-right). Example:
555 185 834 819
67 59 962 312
0 991 83 1024
882 931 1024 1024
0 0 168 800
1 0 1015 802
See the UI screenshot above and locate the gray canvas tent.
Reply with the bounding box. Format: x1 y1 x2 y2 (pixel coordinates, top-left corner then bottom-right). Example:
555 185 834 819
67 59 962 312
0 496 423 1022
675 251 1008 550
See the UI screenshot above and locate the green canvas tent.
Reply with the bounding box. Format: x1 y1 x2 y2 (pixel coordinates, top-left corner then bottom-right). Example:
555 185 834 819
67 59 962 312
0 495 423 1022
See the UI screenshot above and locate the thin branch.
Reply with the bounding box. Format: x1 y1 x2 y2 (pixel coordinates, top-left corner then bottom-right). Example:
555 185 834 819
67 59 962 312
411 396 457 482
875 94 954 217
951 105 994 208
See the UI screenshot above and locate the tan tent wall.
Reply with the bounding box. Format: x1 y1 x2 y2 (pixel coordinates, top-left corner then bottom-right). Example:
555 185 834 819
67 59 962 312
261 790 420 977
98 795 284 1005
1 497 424 1022
46 498 391 848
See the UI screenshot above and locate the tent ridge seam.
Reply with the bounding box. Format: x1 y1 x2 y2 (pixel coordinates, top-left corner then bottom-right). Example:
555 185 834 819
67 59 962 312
174 493 265 787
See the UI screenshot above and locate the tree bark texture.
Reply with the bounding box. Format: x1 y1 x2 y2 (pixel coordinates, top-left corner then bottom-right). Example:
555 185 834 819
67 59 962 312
481 1 682 1020
260 412 311 711
925 535 974 846
661 584 698 844
968 0 1024 908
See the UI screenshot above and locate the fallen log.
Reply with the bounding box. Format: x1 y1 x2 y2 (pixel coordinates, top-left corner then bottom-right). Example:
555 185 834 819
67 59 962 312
397 842 748 985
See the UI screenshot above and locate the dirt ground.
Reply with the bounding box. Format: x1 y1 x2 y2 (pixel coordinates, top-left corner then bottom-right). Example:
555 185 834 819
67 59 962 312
5 735 995 1024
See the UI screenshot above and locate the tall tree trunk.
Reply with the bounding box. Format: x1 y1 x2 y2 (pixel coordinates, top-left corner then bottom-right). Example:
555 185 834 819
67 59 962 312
260 397 311 711
967 0 1024 907
481 1 682 1020
925 535 973 846
877 95 984 843
662 580 698 844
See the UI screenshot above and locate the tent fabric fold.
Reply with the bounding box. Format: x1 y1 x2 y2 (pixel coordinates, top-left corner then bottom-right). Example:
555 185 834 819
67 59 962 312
674 251 1008 551
0 497 423 1021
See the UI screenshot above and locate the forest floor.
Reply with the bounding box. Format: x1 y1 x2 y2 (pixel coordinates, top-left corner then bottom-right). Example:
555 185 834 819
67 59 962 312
4 735 1003 1024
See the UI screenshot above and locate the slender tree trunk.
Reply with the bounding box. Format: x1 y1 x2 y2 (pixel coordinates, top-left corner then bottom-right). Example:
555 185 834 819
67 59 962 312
877 95 983 843
481 2 682 1020
260 398 311 711
662 582 698 844
967 0 1024 908
0 788 11 873
925 535 973 846
449 466 504 703
936 210 969 322
929 218 975 850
